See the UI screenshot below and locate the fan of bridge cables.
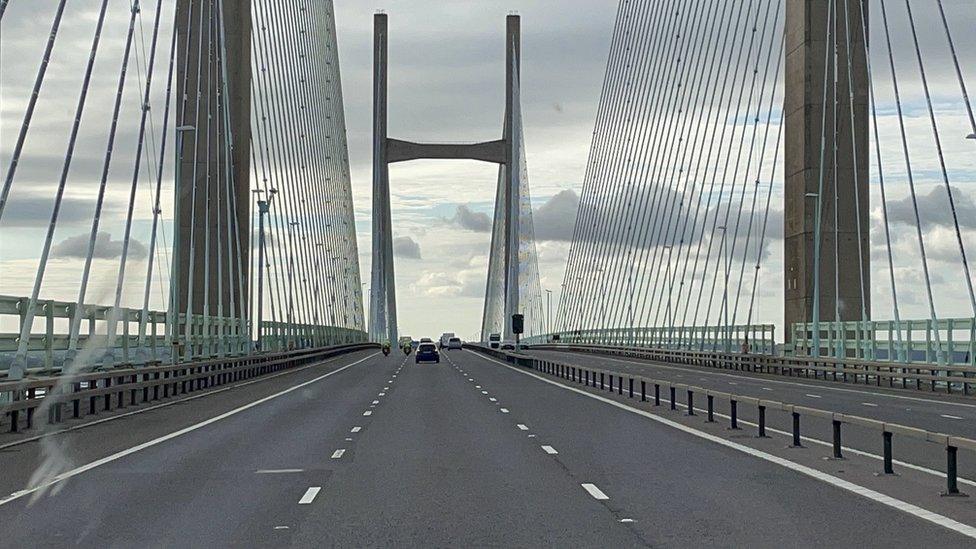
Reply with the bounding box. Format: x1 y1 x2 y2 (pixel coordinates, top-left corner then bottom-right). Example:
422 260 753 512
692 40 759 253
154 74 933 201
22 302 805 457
0 0 362 372
553 0 975 353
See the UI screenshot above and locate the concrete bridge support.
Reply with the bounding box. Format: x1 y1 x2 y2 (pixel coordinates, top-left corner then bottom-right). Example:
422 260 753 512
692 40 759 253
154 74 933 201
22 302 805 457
369 13 522 344
784 0 870 344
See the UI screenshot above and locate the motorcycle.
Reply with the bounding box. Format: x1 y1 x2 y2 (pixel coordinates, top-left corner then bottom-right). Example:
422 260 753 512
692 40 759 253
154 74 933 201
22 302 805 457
382 344 391 356
403 344 412 356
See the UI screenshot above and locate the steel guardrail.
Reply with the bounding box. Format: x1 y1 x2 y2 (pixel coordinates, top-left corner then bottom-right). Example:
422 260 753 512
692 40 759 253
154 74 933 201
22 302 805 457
527 343 976 396
0 343 378 434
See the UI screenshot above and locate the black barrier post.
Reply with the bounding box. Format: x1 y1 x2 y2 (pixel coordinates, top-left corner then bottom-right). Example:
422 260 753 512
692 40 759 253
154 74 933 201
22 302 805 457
944 446 963 496
641 380 646 402
707 395 714 422
730 400 739 429
758 406 767 437
669 386 676 410
832 420 843 459
618 378 623 395
609 375 614 393
791 412 802 447
600 373 605 390
883 431 894 474
687 390 695 415
629 378 634 399
654 384 661 406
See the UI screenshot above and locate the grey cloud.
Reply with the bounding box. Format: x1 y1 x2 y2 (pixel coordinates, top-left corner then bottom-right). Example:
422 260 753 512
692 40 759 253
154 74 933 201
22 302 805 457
451 205 491 232
53 231 147 260
886 185 976 229
533 189 579 241
393 235 421 259
1 193 118 228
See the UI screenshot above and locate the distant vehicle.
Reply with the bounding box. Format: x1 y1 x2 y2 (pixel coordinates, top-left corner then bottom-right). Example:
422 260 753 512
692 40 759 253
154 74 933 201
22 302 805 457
488 333 501 349
500 341 515 350
398 336 412 348
416 342 440 364
411 340 420 350
420 337 432 343
439 332 455 349
447 337 462 350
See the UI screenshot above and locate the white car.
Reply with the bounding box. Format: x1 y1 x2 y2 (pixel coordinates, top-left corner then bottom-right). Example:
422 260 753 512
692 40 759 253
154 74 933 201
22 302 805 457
447 337 462 350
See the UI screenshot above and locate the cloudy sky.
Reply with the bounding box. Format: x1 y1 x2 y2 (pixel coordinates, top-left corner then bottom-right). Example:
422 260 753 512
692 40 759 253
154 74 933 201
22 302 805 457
1 0 975 342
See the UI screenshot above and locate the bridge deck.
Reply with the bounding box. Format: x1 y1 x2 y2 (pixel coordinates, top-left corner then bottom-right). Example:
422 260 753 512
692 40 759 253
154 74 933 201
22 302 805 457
0 350 972 546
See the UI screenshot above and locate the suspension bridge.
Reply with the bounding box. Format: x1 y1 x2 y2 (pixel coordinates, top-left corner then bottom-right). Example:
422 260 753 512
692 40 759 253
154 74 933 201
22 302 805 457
1 0 975 546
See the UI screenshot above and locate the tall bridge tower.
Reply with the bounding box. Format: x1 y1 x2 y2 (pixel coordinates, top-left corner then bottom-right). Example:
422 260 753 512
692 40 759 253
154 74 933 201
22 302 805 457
369 14 531 344
784 0 870 342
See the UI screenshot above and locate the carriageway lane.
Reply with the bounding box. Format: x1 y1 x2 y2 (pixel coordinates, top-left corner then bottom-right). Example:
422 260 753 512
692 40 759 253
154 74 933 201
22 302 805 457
450 349 975 547
530 349 976 438
0 350 395 546
529 349 976 484
292 350 642 546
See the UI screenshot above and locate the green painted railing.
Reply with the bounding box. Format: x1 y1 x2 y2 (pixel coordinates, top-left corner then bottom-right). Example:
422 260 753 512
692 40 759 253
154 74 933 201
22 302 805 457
789 318 976 366
259 320 367 351
522 324 776 355
0 294 250 374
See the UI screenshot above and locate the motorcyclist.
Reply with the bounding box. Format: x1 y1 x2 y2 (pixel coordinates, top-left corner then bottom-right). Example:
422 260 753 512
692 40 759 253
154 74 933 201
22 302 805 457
382 342 391 356
403 342 412 355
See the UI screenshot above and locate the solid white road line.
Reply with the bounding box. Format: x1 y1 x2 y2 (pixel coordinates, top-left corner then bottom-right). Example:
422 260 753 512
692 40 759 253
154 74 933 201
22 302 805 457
351 426 362 433
471 351 976 540
0 353 377 508
331 449 346 459
500 408 510 413
542 445 558 455
581 483 609 500
363 410 372 416
298 487 321 505
517 424 529 430
255 469 304 474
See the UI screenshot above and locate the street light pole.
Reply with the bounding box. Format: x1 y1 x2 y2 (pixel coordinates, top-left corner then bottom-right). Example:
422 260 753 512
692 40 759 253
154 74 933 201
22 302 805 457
287 220 300 348
254 191 270 350
717 226 729 353
545 288 552 339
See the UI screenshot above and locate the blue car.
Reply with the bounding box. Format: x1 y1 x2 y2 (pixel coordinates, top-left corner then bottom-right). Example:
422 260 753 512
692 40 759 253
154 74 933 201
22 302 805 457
416 342 440 364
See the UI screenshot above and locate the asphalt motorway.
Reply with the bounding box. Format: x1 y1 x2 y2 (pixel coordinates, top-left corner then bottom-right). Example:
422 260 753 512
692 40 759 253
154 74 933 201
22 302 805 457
0 349 973 547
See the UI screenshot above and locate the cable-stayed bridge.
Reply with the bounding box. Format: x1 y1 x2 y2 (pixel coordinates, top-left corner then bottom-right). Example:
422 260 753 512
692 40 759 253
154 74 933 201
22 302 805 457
1 1 976 546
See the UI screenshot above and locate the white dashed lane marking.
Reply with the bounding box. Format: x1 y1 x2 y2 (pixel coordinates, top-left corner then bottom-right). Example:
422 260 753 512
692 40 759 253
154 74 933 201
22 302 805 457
298 487 321 505
331 449 346 459
363 411 372 416
542 445 558 455
581 483 609 500
255 469 303 474
500 408 509 413
942 414 964 420
805 394 822 399
372 400 380 405
862 403 878 407
351 426 361 433
517 424 529 430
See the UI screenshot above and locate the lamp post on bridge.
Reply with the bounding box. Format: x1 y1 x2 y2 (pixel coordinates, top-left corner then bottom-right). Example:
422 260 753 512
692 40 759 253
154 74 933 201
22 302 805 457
544 288 552 341
717 226 729 353
253 188 274 351
287 220 300 348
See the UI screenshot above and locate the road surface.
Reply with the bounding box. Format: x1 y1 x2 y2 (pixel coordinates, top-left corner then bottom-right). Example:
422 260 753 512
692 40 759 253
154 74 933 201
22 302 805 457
0 348 973 547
